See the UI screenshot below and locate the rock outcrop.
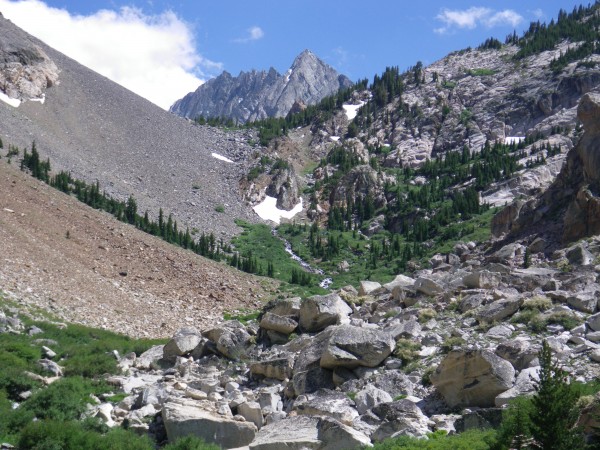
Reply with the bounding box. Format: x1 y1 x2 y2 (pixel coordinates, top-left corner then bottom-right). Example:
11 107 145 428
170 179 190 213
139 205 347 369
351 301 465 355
493 92 600 245
0 17 59 101
170 50 353 123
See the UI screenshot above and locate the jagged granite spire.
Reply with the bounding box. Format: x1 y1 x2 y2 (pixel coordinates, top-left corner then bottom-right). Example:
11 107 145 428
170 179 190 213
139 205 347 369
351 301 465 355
169 50 353 123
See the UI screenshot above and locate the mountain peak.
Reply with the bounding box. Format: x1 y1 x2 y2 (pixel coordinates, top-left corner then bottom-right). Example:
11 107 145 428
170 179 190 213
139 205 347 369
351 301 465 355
170 50 352 123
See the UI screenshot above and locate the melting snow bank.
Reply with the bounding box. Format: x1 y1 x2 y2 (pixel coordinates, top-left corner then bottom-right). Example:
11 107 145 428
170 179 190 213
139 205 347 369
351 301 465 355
0 91 21 107
342 101 364 121
253 196 303 225
211 152 234 163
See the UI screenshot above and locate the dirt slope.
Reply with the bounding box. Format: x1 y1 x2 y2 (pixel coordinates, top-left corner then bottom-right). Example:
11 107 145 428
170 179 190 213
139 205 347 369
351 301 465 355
0 161 277 338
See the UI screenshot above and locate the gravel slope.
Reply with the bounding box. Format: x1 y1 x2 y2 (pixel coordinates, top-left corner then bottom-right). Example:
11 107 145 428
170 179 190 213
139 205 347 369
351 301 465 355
0 15 262 240
0 160 276 338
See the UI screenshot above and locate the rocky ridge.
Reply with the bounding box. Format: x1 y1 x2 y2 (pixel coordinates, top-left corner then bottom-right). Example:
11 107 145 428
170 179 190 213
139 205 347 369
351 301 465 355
170 50 353 123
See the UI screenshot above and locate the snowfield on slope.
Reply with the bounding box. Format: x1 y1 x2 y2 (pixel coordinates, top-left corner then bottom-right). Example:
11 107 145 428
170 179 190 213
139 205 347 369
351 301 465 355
253 196 303 224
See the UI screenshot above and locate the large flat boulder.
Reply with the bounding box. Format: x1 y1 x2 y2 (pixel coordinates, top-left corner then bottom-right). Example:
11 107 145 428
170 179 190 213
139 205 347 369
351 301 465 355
260 312 298 335
299 294 352 332
162 400 257 449
249 415 371 450
320 325 395 370
431 349 515 408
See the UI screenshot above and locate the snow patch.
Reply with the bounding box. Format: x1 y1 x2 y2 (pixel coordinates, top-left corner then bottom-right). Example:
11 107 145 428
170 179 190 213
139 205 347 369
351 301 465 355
284 68 292 83
0 91 21 107
330 136 340 142
342 101 364 121
505 136 525 145
211 152 234 163
253 196 303 224
30 94 46 105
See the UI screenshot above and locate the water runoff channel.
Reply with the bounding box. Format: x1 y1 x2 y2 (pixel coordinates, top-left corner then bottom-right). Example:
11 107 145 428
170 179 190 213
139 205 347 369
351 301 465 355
271 229 332 289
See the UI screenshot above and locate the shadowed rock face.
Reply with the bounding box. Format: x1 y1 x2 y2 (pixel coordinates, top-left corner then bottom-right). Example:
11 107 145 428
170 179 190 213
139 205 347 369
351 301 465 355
493 92 600 245
170 50 353 123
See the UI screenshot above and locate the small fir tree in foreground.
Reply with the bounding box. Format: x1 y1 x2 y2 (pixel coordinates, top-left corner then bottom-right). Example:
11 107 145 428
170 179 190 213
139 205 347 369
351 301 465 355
530 340 585 450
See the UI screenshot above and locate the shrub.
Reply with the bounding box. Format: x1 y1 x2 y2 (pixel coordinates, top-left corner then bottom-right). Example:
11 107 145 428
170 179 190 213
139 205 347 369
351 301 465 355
372 428 497 449
418 308 437 323
522 295 552 311
163 435 220 450
21 377 106 422
394 338 422 366
440 336 465 354
214 205 225 213
18 420 153 450
546 311 581 331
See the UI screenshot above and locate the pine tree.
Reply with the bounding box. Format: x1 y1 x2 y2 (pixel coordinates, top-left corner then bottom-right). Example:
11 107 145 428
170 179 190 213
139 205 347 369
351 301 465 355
530 340 585 450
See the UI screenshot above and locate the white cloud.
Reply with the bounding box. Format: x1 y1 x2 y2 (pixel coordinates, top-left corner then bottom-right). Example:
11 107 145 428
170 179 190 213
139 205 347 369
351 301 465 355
0 0 223 109
530 8 545 20
234 26 264 43
435 6 523 34
485 10 523 28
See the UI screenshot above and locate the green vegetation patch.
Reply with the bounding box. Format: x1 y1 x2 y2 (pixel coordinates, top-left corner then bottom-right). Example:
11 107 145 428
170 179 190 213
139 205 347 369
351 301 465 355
467 68 497 76
231 220 326 296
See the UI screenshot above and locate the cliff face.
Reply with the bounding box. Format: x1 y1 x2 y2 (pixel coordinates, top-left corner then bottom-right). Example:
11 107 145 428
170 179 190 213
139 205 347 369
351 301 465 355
492 92 600 245
169 50 353 123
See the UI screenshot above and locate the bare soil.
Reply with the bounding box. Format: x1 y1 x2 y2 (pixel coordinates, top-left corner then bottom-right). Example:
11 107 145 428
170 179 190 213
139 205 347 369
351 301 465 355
0 161 277 338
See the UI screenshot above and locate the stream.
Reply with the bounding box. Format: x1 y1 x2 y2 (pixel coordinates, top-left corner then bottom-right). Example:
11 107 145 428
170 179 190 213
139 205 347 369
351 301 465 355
272 229 332 289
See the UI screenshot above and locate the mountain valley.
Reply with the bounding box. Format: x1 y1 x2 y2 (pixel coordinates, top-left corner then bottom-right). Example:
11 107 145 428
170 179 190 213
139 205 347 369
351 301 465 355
3 3 600 449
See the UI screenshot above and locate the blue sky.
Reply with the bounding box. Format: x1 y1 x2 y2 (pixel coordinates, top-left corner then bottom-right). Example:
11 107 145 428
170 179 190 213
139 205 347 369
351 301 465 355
0 0 584 108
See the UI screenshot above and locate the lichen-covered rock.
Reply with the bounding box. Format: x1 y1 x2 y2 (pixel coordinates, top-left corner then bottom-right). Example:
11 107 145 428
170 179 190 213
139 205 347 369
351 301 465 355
476 297 523 323
463 270 501 289
414 277 444 296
